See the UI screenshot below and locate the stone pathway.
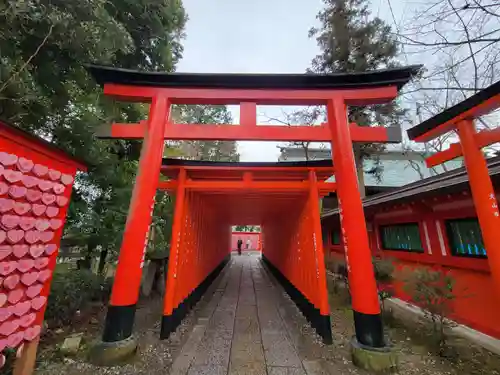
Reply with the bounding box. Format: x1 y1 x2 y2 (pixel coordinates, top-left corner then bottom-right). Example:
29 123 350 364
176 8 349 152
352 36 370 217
170 253 313 375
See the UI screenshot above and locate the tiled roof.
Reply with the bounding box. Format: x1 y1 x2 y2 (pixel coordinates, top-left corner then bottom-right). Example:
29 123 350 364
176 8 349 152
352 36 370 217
279 148 462 188
321 155 500 219
87 65 422 91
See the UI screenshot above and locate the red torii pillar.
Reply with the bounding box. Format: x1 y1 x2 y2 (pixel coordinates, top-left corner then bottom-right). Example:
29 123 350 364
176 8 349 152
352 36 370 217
101 97 169 343
161 168 186 337
327 97 384 347
309 170 333 340
457 121 500 290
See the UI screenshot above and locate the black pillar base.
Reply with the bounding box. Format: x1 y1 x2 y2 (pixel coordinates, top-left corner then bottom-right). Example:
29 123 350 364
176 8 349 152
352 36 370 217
102 304 137 343
160 255 230 339
93 304 138 365
353 310 385 348
261 255 333 345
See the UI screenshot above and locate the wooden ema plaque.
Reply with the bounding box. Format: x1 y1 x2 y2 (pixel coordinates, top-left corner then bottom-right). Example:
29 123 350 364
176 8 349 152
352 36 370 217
0 121 85 369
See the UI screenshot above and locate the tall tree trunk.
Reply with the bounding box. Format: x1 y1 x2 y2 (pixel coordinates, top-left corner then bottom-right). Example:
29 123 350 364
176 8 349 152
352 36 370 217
78 243 95 270
98 248 108 275
355 152 366 199
303 143 310 161
357 164 366 199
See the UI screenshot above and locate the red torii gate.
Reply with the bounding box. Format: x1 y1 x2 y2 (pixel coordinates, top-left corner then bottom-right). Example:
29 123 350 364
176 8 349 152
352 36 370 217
86 65 420 362
407 80 500 298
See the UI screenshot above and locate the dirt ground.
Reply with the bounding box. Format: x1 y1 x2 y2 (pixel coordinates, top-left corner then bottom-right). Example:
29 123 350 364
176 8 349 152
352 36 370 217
323 277 500 375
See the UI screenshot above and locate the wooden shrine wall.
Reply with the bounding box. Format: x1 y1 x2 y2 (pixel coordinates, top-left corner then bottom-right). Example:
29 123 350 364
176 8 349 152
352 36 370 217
322 192 500 340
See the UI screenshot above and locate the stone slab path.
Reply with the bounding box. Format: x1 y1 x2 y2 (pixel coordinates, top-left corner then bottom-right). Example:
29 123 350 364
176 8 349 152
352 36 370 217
170 253 315 375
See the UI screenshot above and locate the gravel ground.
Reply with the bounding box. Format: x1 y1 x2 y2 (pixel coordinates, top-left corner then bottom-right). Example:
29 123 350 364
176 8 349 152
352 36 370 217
266 272 456 375
322 277 500 375
35 296 206 375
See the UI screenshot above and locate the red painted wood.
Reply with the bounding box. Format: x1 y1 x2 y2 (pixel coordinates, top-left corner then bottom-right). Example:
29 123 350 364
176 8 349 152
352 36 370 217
413 93 500 142
105 121 392 143
103 84 398 105
457 120 500 298
110 96 170 308
309 171 330 315
327 97 381 316
426 127 500 168
158 163 335 322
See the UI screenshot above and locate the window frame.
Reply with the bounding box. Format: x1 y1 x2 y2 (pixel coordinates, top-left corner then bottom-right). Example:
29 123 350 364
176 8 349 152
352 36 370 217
444 217 487 259
321 226 328 246
331 228 341 245
378 222 424 253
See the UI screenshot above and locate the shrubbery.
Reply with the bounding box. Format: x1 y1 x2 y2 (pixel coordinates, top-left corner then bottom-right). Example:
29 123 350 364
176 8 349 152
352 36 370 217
372 257 395 316
45 269 113 328
402 267 458 355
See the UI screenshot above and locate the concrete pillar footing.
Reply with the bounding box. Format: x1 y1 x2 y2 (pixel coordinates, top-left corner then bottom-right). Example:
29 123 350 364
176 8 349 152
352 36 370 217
350 337 398 374
88 335 138 366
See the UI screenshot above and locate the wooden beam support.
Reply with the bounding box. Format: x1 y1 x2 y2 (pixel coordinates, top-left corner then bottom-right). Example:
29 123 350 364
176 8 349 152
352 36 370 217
425 126 500 168
240 102 257 127
103 84 398 106
157 180 336 192
425 143 462 168
413 94 500 143
13 338 40 375
97 121 397 143
161 166 334 173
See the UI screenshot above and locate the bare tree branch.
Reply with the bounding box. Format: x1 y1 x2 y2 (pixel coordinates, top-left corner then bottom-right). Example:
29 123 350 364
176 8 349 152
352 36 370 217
0 25 54 94
396 0 499 146
448 0 480 91
466 1 500 17
263 107 324 161
402 87 486 94
398 35 500 46
420 40 497 80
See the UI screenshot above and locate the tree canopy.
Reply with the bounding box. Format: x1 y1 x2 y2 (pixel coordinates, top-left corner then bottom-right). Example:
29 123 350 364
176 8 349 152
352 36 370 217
172 105 239 162
308 0 408 194
0 0 188 264
0 1 241 266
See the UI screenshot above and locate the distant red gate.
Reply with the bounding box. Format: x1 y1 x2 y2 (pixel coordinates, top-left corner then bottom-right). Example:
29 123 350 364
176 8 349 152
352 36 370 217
231 232 261 251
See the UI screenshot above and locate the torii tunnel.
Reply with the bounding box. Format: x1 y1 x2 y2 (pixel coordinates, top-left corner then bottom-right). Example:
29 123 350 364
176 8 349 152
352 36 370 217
87 64 420 352
158 159 336 342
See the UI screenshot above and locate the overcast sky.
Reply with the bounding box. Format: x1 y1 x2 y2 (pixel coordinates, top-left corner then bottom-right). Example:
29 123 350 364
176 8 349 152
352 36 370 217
176 0 409 161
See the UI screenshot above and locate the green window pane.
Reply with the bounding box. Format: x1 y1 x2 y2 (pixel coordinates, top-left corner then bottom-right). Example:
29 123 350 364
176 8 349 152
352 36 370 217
322 228 328 245
445 218 486 258
331 229 340 245
379 223 424 253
